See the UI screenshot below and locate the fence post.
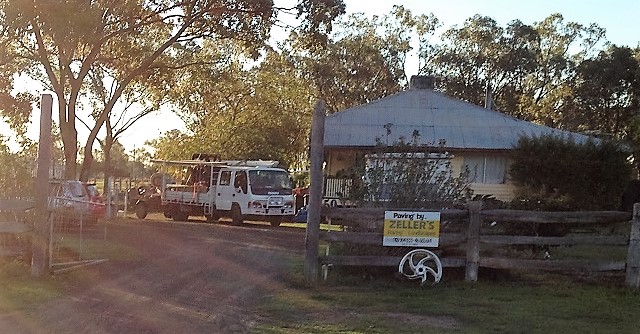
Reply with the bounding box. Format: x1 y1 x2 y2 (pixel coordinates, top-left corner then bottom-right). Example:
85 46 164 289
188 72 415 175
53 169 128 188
304 100 326 284
465 201 483 282
625 203 640 289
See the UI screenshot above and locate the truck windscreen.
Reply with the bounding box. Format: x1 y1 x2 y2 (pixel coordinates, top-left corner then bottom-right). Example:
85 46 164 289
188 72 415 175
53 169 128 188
249 170 293 195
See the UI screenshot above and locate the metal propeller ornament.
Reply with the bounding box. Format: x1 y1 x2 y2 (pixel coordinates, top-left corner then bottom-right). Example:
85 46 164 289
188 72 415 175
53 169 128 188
398 249 443 285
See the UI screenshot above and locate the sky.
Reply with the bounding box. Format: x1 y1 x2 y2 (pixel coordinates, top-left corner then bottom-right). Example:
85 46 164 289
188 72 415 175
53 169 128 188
3 0 640 153
348 0 640 75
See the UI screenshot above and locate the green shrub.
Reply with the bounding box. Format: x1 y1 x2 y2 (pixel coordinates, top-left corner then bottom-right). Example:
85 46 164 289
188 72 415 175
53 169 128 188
509 134 631 210
345 136 472 208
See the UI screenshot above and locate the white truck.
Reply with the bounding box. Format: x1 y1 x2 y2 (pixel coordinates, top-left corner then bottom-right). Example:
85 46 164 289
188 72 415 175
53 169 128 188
151 158 295 226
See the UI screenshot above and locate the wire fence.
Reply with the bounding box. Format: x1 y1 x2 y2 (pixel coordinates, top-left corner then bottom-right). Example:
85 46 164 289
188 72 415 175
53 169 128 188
48 201 109 273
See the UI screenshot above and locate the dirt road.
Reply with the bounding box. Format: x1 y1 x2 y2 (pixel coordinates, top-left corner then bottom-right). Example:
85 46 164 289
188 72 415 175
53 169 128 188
2 217 306 333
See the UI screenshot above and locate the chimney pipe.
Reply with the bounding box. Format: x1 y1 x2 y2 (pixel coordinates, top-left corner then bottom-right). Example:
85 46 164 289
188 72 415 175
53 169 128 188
409 75 435 90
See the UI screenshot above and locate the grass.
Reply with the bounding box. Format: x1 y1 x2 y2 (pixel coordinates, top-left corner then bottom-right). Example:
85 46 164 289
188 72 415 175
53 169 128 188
253 262 640 334
0 259 65 311
0 237 141 312
52 235 141 262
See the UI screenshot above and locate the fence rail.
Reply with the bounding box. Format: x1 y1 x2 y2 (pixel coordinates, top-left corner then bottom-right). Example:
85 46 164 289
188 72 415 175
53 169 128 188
318 202 639 287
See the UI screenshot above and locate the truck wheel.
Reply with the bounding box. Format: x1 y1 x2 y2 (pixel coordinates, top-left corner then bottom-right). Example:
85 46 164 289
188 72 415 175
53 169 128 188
206 211 219 224
135 202 148 219
270 219 281 227
172 211 189 222
231 204 243 225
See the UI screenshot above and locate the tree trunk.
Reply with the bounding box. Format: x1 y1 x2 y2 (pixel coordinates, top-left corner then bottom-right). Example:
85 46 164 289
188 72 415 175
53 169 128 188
102 140 113 189
78 147 94 182
58 97 77 179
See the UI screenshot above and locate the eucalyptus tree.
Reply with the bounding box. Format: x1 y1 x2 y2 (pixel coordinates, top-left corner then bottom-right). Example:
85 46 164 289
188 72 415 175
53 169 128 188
570 45 640 172
79 60 177 182
569 46 640 136
0 6 31 145
153 42 314 167
0 0 345 180
151 5 439 168
91 141 131 179
285 5 439 112
519 13 605 126
423 15 538 113
424 13 605 126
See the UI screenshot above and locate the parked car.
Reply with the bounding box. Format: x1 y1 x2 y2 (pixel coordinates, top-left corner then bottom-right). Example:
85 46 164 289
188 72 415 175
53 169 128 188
83 182 106 218
48 179 91 217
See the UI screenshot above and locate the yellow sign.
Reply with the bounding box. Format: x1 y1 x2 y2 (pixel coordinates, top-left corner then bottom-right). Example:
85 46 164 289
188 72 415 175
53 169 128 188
383 211 440 247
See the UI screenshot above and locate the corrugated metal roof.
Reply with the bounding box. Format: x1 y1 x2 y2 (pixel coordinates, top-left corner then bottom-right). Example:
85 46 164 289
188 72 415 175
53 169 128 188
324 87 594 150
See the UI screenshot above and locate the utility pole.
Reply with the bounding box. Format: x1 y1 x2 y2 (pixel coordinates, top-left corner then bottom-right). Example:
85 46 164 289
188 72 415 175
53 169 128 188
32 94 53 277
304 100 326 284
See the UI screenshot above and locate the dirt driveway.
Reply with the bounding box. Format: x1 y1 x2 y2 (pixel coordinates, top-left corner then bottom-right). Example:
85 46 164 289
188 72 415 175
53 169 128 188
2 217 306 333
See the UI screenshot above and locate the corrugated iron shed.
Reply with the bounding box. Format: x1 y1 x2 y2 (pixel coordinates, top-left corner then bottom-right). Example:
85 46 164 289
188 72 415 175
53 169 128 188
324 82 593 150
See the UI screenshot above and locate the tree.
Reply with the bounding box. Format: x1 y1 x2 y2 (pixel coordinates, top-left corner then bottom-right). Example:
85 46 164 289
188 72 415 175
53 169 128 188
424 13 605 126
286 5 439 112
147 130 194 163
151 5 438 167
0 0 345 180
570 46 640 134
423 15 539 112
81 61 176 184
153 44 314 167
0 5 32 144
91 141 131 179
518 14 605 126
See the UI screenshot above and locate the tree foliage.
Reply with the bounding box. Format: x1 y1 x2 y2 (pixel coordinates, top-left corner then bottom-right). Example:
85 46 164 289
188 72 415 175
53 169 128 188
151 43 313 168
4 3 640 190
424 13 605 125
0 137 34 197
509 135 632 210
567 46 640 172
285 5 438 112
0 0 344 180
151 6 434 166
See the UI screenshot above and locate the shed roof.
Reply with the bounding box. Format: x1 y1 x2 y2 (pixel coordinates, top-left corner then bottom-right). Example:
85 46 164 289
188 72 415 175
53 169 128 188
324 85 593 150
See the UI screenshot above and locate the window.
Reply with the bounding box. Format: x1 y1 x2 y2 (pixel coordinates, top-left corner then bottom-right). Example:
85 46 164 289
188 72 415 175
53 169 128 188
249 170 293 195
234 171 248 193
463 154 508 184
219 171 232 186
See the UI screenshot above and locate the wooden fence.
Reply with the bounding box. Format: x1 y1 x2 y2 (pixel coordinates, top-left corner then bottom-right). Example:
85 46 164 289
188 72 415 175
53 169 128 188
318 202 640 288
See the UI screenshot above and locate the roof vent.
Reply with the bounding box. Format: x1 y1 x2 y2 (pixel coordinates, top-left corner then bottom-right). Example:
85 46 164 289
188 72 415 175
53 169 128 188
409 75 435 90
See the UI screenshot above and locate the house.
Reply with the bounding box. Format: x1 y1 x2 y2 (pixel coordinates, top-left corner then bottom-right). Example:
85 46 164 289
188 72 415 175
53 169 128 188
322 75 594 202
